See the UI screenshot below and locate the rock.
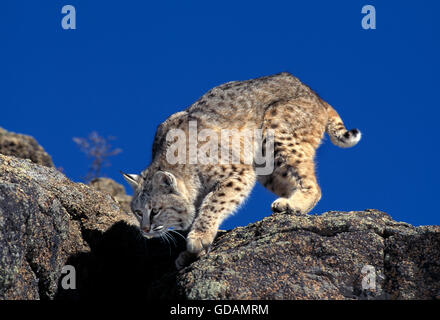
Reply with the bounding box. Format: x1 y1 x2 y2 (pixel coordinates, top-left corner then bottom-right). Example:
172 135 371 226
88 177 132 214
0 127 54 167
168 210 440 300
384 224 440 299
0 154 136 299
1 152 439 300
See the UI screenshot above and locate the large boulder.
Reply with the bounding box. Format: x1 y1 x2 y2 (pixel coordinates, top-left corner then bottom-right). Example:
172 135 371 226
0 127 54 167
169 210 440 300
0 154 137 299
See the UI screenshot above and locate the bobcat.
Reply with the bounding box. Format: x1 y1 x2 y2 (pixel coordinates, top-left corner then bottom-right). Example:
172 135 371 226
123 72 361 269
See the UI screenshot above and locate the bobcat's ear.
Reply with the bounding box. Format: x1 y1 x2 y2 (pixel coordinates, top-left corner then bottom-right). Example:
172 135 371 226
153 171 177 192
121 172 140 190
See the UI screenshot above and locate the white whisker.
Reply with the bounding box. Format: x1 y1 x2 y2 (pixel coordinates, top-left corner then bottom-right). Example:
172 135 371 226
159 232 172 256
169 231 178 246
169 229 186 242
159 233 167 245
164 231 177 247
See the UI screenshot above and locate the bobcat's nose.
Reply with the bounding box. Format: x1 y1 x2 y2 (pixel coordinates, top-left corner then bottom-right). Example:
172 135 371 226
142 226 150 233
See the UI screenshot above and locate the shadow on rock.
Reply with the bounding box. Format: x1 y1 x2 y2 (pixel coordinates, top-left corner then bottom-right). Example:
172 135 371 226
55 221 186 300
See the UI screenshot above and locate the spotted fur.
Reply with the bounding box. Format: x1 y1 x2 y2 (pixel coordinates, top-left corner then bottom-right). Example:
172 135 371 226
123 72 361 269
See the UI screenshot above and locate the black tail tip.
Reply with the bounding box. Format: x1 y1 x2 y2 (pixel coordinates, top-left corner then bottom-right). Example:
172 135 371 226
351 129 360 136
343 129 360 139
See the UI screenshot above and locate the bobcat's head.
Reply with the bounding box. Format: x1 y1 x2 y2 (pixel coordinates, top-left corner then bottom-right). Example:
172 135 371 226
122 170 195 239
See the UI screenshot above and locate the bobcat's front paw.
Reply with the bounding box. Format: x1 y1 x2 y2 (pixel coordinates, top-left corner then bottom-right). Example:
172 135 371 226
186 230 216 255
175 250 198 270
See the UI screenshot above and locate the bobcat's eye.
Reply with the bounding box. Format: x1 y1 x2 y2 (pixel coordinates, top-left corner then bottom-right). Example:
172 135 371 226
134 210 142 217
150 208 160 217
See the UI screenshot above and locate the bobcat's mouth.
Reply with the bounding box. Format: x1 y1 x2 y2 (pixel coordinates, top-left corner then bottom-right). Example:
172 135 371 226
139 222 186 240
142 231 164 239
140 225 170 239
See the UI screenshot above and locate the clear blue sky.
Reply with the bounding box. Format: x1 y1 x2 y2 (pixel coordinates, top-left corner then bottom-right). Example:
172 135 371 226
2 1 439 228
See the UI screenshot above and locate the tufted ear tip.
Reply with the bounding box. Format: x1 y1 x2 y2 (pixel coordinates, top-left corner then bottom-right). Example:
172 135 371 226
121 171 140 189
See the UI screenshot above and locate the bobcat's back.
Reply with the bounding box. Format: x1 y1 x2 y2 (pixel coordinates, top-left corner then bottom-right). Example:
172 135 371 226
152 72 323 158
186 72 318 130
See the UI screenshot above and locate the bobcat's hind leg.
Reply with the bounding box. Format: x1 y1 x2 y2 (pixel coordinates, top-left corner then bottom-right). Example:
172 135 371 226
269 158 321 214
259 152 321 214
258 148 321 214
259 99 324 214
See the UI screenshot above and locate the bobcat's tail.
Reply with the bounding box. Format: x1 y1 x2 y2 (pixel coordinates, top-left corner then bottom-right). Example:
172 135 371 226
324 102 361 148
